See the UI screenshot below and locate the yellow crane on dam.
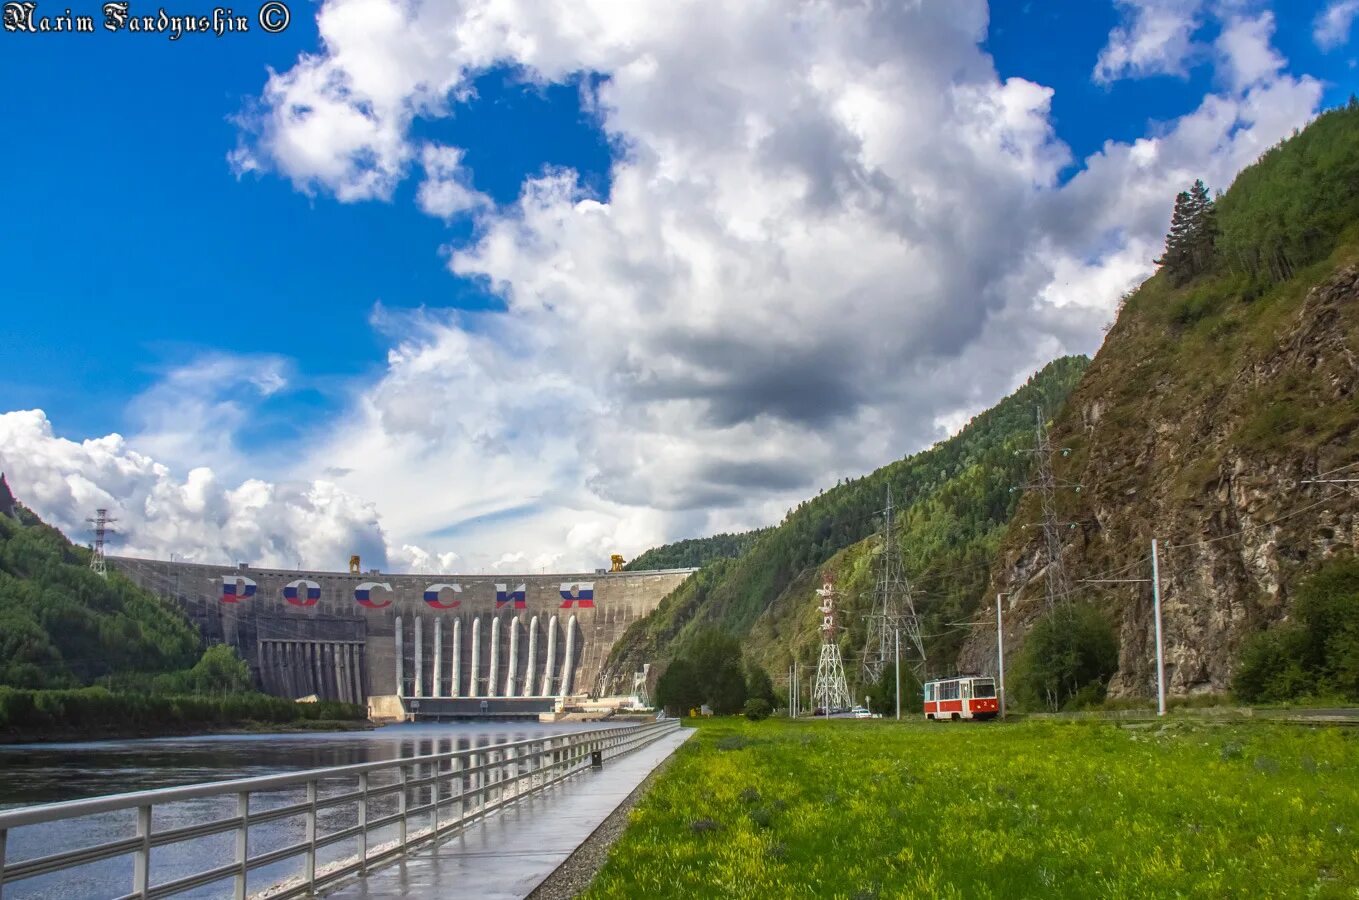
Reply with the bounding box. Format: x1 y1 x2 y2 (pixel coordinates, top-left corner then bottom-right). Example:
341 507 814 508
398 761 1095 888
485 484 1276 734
610 554 625 572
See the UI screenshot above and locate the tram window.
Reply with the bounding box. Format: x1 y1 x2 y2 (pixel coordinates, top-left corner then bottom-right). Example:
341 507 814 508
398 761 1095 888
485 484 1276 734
972 680 996 698
925 684 934 701
941 682 959 701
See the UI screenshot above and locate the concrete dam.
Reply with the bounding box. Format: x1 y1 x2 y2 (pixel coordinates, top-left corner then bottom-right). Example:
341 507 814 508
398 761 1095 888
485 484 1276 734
110 557 695 711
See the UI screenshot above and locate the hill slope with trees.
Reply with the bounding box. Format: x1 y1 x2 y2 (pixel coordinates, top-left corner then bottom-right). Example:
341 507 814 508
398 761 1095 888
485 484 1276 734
600 356 1089 696
0 489 365 735
624 530 770 571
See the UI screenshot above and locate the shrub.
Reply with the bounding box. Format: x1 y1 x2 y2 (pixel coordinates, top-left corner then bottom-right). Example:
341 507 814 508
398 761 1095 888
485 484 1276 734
744 698 772 721
0 686 365 733
1232 626 1311 703
1233 557 1359 703
1013 604 1119 712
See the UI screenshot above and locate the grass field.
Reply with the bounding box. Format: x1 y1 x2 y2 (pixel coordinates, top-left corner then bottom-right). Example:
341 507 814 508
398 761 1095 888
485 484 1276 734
582 717 1359 899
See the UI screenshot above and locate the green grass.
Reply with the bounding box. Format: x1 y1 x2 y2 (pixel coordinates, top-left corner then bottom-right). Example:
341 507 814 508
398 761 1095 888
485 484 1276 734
584 718 1359 899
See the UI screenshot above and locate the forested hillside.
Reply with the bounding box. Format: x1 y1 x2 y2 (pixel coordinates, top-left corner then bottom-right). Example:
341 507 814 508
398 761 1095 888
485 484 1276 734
599 356 1088 694
0 501 201 688
956 102 1359 702
624 530 769 571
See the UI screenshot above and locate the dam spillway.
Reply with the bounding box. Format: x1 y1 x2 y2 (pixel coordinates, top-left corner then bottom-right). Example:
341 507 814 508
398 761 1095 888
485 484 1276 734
109 557 695 706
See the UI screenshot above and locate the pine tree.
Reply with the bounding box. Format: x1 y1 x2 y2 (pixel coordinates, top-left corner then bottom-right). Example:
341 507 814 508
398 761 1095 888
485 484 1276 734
1186 179 1219 274
1155 189 1195 279
1156 179 1218 284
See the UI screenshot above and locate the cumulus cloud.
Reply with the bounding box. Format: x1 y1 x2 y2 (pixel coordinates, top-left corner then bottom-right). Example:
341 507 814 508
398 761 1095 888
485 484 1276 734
415 144 489 219
0 410 389 570
231 0 1319 568
391 544 460 573
1315 0 1359 51
1095 0 1207 83
1215 12 1286 93
13 1 1325 574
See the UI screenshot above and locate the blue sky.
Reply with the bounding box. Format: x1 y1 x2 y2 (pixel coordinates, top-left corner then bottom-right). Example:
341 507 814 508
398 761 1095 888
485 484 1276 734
0 1 1354 571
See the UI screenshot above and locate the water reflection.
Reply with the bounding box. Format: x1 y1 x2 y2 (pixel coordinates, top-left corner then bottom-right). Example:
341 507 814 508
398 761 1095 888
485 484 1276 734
0 722 617 900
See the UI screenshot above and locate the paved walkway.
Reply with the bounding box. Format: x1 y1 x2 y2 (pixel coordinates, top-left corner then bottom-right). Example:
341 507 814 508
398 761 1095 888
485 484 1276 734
324 727 693 899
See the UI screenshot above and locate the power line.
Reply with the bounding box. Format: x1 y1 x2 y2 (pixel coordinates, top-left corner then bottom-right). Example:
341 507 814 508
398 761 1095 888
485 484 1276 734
1012 406 1081 609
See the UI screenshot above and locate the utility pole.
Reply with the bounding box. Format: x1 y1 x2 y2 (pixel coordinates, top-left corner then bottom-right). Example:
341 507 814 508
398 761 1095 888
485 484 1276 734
996 593 1007 719
893 626 901 720
1080 540 1169 715
1151 539 1166 717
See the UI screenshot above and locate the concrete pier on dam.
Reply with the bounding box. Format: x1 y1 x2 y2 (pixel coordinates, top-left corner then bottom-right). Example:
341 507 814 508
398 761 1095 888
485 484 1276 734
110 556 695 712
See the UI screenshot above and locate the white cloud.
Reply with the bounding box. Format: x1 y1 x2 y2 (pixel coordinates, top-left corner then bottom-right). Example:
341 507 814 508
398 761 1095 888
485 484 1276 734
415 144 488 219
0 409 389 570
124 353 292 481
1095 0 1207 83
391 544 460 572
1316 0 1359 51
1215 12 1285 93
9 1 1326 574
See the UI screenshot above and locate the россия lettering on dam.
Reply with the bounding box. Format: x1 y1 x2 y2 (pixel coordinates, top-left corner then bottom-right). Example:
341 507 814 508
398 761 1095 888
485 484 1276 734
110 556 696 717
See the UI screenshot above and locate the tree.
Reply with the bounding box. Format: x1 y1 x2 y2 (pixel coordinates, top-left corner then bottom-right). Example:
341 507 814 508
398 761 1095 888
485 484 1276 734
1156 179 1218 284
1013 604 1118 711
189 644 252 694
865 659 922 717
745 661 776 706
709 662 748 714
1234 557 1359 703
654 658 703 715
1186 179 1219 274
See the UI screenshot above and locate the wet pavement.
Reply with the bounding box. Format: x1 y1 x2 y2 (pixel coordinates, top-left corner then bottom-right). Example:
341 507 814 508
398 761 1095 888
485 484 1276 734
322 727 693 899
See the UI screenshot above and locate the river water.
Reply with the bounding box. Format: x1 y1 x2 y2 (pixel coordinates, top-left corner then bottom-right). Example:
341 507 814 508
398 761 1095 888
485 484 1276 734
0 722 615 899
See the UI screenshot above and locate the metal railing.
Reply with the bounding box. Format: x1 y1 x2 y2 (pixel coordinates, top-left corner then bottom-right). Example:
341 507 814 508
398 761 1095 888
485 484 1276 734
0 719 679 900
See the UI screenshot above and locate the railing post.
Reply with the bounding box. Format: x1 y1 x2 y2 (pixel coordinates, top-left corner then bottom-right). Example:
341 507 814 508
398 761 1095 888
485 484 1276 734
133 804 152 899
358 773 369 874
305 781 317 888
433 760 441 836
398 766 408 851
233 791 248 900
458 753 469 822
470 752 480 816
1 826 8 900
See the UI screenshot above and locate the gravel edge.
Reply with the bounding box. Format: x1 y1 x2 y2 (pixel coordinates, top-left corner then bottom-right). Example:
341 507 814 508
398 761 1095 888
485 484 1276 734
526 752 679 900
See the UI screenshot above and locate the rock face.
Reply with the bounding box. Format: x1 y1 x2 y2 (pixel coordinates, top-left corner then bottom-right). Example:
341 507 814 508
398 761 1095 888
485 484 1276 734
958 263 1359 698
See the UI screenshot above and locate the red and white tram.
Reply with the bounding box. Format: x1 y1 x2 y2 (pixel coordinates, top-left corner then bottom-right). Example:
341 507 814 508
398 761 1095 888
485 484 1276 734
923 676 999 721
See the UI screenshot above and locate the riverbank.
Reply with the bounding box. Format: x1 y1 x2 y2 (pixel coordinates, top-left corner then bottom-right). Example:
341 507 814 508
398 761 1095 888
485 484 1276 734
0 686 368 745
0 716 375 746
581 717 1359 898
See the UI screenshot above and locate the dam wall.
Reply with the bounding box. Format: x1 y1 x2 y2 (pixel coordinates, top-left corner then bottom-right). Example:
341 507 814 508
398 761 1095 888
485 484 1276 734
110 557 695 705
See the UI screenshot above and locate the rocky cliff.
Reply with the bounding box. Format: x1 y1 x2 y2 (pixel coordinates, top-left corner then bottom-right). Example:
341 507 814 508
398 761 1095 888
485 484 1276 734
959 252 1359 699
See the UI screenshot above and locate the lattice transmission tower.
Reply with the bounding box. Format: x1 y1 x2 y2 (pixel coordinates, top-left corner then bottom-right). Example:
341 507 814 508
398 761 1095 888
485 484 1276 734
86 508 117 578
811 572 852 714
1013 407 1081 608
863 486 927 684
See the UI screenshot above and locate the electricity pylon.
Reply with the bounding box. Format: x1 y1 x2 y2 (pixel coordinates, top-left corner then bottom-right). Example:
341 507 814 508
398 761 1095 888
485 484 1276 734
863 487 926 684
812 572 852 714
86 508 117 578
1013 407 1081 608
